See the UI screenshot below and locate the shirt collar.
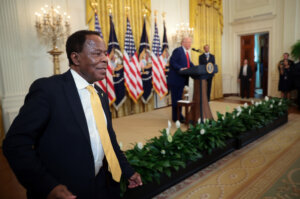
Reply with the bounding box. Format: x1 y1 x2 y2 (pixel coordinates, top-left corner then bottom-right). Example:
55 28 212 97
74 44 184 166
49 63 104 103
70 69 92 90
182 46 189 54
205 52 210 55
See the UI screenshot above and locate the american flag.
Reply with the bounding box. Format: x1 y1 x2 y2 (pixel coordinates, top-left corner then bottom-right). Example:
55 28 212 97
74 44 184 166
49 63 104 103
94 13 103 38
94 13 116 105
103 56 116 105
151 21 168 98
123 18 143 103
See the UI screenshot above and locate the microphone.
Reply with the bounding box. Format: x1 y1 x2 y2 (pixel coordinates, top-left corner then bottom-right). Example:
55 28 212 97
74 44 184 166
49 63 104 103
192 48 202 53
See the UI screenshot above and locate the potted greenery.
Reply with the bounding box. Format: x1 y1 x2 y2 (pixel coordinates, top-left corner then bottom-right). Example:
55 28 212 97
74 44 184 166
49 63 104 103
121 97 288 198
291 40 300 61
256 97 288 135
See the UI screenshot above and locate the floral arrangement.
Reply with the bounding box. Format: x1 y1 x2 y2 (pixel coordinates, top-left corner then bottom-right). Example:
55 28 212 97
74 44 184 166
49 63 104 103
120 97 288 195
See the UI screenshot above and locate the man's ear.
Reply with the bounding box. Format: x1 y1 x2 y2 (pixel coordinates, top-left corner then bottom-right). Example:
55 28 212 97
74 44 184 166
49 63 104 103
71 52 80 66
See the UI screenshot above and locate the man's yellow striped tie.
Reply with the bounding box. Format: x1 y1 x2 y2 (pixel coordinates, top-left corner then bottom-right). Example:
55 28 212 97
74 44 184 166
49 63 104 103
86 85 122 182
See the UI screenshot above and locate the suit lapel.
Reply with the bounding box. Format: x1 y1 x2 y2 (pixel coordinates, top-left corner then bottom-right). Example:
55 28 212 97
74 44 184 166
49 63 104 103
63 70 91 144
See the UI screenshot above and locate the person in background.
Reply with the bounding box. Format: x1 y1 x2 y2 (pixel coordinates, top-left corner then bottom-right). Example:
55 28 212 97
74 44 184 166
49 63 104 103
277 52 294 99
278 59 293 99
278 52 294 69
168 37 194 122
238 59 253 98
3 30 142 199
199 44 215 101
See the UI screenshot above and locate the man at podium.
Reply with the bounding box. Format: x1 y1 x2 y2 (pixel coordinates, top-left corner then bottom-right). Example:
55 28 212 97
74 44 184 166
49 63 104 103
199 44 215 101
168 37 195 122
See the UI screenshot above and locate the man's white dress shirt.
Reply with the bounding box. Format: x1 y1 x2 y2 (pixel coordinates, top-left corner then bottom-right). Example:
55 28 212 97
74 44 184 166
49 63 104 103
182 46 191 60
205 52 210 61
71 69 106 175
243 65 248 76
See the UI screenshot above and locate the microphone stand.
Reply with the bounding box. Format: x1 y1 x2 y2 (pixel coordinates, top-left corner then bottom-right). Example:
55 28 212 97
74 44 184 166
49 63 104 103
192 48 203 53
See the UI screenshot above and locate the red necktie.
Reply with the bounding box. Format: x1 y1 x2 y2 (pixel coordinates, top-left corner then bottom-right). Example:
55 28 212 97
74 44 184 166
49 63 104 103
186 52 190 68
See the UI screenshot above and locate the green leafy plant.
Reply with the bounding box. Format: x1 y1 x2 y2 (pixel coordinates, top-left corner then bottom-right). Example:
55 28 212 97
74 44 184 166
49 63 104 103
291 40 300 60
120 97 288 196
216 111 246 137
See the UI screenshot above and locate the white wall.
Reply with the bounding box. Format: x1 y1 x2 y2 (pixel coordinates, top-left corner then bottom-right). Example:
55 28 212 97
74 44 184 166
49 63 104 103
151 0 189 54
0 0 87 132
222 0 300 96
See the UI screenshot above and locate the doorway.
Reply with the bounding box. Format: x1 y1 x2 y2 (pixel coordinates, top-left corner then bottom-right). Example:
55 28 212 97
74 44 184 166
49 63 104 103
240 33 269 98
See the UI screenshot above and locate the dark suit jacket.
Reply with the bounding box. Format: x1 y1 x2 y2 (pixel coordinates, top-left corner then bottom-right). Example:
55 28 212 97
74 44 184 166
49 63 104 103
168 47 194 86
3 70 135 199
199 53 215 65
292 62 300 88
238 65 253 79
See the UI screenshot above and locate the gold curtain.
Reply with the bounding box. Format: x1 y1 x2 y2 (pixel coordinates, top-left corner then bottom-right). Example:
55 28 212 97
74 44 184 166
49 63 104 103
190 0 223 100
86 0 154 118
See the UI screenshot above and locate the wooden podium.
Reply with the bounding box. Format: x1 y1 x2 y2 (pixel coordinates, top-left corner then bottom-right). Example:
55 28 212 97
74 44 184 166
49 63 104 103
178 64 218 124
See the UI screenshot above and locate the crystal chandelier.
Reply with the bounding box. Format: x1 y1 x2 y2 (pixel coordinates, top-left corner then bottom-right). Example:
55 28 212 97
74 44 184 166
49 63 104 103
35 5 71 74
173 23 194 44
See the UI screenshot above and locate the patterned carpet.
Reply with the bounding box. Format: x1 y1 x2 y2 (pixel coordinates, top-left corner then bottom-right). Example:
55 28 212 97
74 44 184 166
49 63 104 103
260 154 300 198
154 114 300 199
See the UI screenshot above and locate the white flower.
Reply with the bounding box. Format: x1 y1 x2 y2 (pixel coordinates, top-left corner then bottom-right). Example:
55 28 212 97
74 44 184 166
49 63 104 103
222 116 225 120
167 135 173 143
236 106 242 112
249 109 251 115
119 142 123 150
251 100 254 104
270 104 273 109
244 103 248 108
166 128 170 136
176 120 181 128
237 112 241 117
265 96 269 101
279 101 282 106
168 120 172 129
137 142 143 150
200 129 205 135
203 118 207 123
233 115 236 119
198 118 201 124
161 149 166 155
272 99 275 104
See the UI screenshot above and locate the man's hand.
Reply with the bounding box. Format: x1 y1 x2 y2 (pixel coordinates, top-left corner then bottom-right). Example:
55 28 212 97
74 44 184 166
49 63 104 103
47 185 76 199
238 79 240 83
128 172 143 188
249 78 252 82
